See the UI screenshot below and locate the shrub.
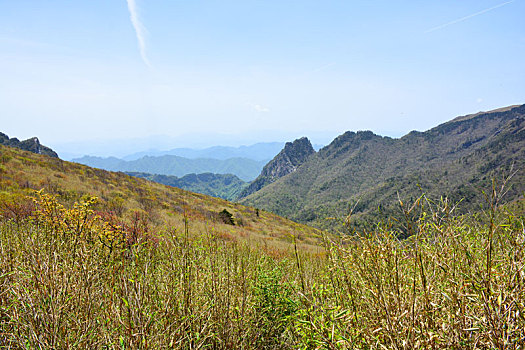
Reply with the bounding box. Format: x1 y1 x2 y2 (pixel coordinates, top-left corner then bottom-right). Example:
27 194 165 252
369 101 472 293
218 209 235 225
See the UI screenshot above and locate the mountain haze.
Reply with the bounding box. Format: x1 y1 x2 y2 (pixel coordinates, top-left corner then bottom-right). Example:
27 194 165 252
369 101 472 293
73 155 266 181
123 142 285 161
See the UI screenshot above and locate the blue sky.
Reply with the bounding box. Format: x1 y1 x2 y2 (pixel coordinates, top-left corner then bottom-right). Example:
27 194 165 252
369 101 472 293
1 0 524 153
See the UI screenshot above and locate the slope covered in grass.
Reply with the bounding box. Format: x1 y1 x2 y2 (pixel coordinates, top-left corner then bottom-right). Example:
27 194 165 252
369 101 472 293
1 178 523 348
0 144 323 250
1 135 524 348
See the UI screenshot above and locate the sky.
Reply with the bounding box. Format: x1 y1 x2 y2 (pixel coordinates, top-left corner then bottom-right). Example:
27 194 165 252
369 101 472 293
1 0 524 155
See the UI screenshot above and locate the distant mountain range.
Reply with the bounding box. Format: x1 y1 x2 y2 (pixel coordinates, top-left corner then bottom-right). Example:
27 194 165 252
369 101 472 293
0 141 322 248
240 104 525 230
4 104 523 234
72 155 266 181
127 172 247 201
0 132 58 158
71 142 325 182
122 142 287 161
119 140 320 200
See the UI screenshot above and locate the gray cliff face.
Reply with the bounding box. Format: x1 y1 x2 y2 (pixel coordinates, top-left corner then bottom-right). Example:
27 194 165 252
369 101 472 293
260 137 315 179
238 137 315 198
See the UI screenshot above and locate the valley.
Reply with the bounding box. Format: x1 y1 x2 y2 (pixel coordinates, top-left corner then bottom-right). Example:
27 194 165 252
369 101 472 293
73 154 267 182
3 1 524 346
1 104 524 348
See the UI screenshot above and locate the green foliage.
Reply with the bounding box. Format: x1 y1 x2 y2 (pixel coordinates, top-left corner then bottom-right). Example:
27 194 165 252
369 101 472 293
291 283 354 348
243 105 525 230
1 187 525 348
2 135 524 348
128 172 248 201
253 262 297 346
0 193 302 348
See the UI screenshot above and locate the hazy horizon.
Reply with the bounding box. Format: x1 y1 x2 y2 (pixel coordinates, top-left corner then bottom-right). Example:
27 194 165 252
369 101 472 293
1 0 524 150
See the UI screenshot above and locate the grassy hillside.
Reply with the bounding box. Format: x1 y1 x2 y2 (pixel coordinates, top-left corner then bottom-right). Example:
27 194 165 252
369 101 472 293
73 155 266 181
127 171 248 201
0 144 323 250
1 146 524 347
242 104 525 230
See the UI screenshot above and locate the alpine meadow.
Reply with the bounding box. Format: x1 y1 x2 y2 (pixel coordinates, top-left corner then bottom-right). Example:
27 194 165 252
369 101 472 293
1 1 525 349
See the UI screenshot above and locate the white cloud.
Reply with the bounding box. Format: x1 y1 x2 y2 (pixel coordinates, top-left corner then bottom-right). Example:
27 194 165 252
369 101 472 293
254 104 270 113
126 0 151 67
477 98 483 103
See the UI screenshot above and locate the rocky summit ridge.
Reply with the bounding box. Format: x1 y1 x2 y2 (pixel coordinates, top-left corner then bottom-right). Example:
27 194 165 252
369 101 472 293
238 137 315 198
240 104 525 230
0 132 58 158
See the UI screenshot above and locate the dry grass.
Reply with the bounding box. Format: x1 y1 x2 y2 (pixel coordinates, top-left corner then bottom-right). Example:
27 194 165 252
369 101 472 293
1 145 524 348
1 190 524 348
0 145 324 251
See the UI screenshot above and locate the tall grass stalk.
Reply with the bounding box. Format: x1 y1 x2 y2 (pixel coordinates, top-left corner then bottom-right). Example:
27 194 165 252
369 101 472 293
1 191 524 348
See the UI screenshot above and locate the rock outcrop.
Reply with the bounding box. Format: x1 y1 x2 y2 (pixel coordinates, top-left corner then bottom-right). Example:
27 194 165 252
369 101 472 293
0 132 58 158
238 137 315 198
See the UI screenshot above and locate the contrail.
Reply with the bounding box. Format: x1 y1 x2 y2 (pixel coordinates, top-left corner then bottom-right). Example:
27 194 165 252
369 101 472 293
309 62 336 74
425 0 514 33
126 0 151 67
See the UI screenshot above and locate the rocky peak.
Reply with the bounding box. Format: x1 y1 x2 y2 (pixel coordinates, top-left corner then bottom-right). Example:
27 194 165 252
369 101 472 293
238 137 315 198
260 137 315 178
20 137 41 154
0 132 59 158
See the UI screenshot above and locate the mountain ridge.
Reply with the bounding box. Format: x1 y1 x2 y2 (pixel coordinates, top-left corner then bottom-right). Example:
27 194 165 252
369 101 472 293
122 142 284 161
0 143 323 249
0 132 58 158
126 172 247 201
241 104 525 229
72 155 266 181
